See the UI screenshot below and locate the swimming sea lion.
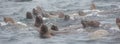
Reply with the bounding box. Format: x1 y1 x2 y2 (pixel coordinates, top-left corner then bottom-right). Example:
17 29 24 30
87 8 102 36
81 20 100 28
26 12 33 19
39 24 52 38
34 16 43 27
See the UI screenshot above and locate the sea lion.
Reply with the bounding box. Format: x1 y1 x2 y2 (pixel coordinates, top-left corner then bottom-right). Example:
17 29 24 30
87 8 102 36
90 2 96 10
34 16 43 27
39 24 52 38
51 25 59 31
116 17 120 29
26 12 33 19
64 15 70 21
78 11 86 16
81 20 100 28
3 17 27 26
32 8 39 16
58 12 65 18
4 17 16 24
50 25 59 35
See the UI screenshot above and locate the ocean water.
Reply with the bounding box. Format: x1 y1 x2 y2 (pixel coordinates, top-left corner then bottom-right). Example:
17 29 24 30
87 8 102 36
0 0 120 44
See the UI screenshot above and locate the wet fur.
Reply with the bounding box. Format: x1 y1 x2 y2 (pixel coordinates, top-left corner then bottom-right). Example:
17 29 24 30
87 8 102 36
34 16 43 27
40 24 52 38
4 17 16 24
81 20 100 28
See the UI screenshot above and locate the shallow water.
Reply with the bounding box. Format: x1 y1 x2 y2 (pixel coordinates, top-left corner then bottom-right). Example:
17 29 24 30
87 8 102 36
0 0 120 44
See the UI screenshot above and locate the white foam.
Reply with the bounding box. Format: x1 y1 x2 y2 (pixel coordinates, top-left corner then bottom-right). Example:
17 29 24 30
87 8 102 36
0 22 8 26
70 16 75 20
83 9 105 17
86 12 103 17
42 17 49 20
0 21 27 27
109 27 120 32
16 22 27 27
76 28 84 32
83 9 103 13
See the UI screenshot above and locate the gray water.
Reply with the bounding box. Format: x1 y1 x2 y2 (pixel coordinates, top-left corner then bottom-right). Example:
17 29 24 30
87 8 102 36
0 0 120 44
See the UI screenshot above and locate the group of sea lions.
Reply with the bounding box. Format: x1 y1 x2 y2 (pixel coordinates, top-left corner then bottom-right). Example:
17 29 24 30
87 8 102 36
0 2 120 39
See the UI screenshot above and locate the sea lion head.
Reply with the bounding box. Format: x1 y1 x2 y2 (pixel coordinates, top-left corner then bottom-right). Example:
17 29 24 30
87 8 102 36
64 15 70 21
40 24 49 34
34 16 43 27
4 17 15 24
58 12 65 18
90 2 96 10
32 8 38 16
51 25 59 31
26 12 33 19
40 24 52 38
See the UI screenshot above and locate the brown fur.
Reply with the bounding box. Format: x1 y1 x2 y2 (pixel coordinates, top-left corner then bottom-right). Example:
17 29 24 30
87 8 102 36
51 25 59 31
90 2 96 10
81 20 100 28
4 17 15 24
36 6 46 17
26 12 33 19
0 23 1 26
78 11 86 16
36 6 49 17
40 24 52 38
58 12 65 18
34 16 43 27
47 11 64 18
32 8 38 16
116 17 120 29
64 15 70 21
36 6 42 12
